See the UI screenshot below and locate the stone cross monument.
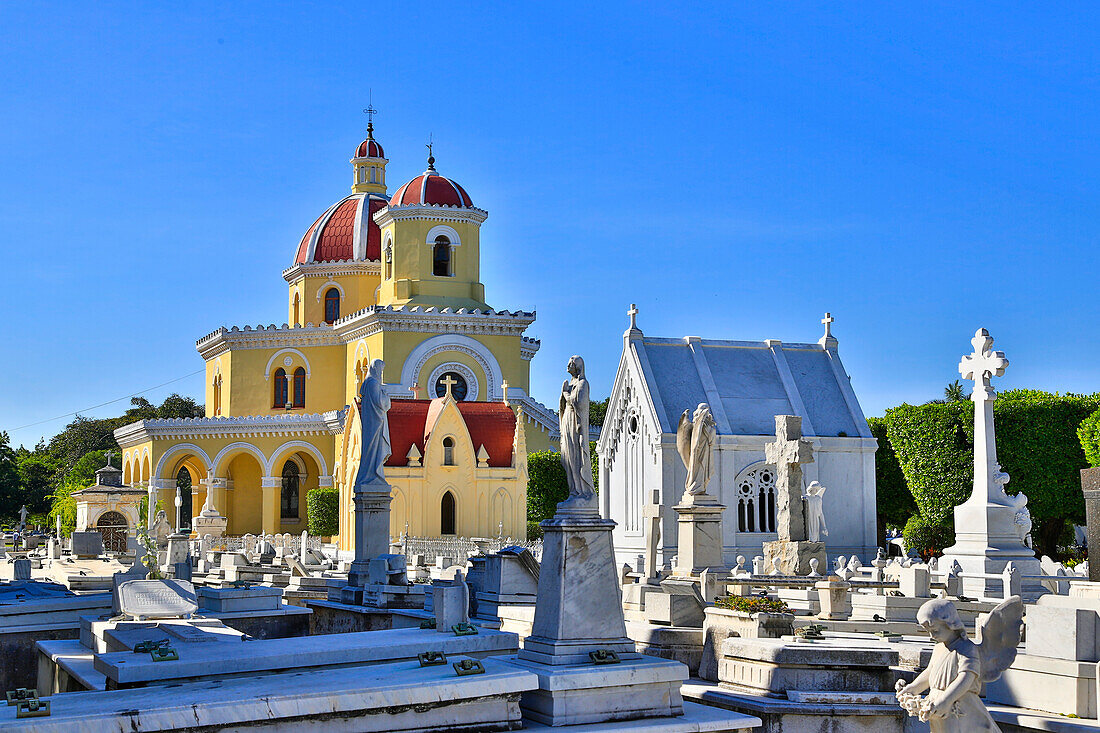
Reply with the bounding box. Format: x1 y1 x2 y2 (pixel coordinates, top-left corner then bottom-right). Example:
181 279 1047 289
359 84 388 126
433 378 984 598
763 415 825 575
764 415 814 542
941 328 1044 599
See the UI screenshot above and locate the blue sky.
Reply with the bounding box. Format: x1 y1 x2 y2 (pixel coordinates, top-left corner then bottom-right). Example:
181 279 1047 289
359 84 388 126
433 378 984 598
2 3 1098 449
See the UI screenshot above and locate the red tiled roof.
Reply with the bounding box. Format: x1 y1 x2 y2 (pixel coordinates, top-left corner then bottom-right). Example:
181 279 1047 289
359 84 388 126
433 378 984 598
385 399 516 468
390 173 473 208
365 197 386 260
294 211 325 264
313 197 359 262
356 138 385 158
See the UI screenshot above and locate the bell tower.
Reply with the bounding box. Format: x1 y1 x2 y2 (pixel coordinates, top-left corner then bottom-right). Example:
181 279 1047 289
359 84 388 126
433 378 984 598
351 105 388 195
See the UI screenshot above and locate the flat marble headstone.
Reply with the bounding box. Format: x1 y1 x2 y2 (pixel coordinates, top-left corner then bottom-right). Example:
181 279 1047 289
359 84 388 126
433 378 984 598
117 579 198 620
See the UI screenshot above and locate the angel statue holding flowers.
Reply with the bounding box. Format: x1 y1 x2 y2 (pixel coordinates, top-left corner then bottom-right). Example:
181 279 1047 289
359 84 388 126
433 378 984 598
896 596 1024 732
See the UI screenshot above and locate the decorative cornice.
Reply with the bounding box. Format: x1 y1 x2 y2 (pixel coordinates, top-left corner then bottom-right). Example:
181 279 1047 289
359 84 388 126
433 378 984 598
520 337 541 361
113 408 348 446
197 323 342 359
335 304 537 342
513 396 559 438
373 204 488 228
282 259 381 284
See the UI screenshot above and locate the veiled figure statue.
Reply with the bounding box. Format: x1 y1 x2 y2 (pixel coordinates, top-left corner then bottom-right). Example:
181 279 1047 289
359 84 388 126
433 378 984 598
802 481 828 542
896 597 1024 732
354 359 392 488
558 355 596 509
676 403 717 497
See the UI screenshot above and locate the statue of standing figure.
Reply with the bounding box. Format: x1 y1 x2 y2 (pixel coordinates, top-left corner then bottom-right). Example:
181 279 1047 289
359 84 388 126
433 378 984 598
802 481 828 542
354 359 392 488
558 355 596 510
896 597 1023 732
676 403 717 497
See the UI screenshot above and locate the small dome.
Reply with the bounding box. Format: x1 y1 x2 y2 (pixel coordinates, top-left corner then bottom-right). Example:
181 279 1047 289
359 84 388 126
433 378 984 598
390 159 473 208
294 193 387 264
355 137 385 159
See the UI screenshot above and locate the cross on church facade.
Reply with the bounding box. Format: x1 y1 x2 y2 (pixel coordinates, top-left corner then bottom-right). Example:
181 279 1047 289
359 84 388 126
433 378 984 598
764 415 815 542
821 312 834 339
440 374 458 400
628 304 639 330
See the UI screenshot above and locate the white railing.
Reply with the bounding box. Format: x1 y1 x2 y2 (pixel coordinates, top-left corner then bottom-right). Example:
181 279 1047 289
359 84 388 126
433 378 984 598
399 535 543 562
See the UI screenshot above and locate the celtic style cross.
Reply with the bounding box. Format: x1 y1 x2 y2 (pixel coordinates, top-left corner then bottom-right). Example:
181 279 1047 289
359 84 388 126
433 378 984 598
958 328 1008 401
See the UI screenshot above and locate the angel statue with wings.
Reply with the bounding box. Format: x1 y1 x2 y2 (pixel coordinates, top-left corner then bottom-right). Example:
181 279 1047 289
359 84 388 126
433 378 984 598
676 403 717 498
896 596 1024 732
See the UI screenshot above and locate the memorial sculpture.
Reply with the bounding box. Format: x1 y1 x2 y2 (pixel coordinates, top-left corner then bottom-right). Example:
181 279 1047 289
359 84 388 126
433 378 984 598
802 481 828 543
558 355 596 511
150 510 172 547
762 415 825 575
676 403 717 497
896 596 1023 732
355 358 392 488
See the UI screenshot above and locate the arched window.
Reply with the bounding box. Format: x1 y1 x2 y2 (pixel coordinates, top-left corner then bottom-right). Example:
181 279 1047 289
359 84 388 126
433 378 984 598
281 460 300 520
433 236 451 277
273 368 288 408
324 288 341 324
384 246 392 280
435 371 468 401
735 464 777 533
292 367 306 408
176 466 192 531
442 437 456 466
292 293 300 326
441 491 456 535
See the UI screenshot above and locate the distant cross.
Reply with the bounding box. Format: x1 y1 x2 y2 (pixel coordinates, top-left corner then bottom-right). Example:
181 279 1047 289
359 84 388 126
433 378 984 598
410 382 420 399
362 102 378 131
426 134 435 169
821 312 834 339
628 303 639 331
105 450 114 467
501 379 510 403
440 374 458 400
959 328 1008 400
764 416 815 542
497 520 504 540
641 488 663 581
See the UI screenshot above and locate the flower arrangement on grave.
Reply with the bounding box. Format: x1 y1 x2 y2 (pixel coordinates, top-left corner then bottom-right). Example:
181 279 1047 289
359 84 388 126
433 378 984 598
714 596 789 615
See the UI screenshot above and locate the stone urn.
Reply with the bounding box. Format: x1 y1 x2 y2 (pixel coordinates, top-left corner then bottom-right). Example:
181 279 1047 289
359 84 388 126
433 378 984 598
699 604 795 681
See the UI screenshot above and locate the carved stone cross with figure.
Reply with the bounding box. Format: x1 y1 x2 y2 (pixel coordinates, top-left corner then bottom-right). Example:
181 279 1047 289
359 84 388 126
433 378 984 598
764 415 815 542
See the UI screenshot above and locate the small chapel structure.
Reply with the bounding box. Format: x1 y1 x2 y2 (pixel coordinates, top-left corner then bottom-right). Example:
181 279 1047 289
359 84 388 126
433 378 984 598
71 455 145 553
597 308 878 567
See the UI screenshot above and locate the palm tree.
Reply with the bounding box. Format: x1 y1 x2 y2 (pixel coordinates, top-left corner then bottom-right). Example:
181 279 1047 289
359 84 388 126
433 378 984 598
944 380 968 402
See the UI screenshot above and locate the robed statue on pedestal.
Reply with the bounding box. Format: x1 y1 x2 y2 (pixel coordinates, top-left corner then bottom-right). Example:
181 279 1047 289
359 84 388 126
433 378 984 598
558 355 596 509
354 359 391 488
676 403 717 497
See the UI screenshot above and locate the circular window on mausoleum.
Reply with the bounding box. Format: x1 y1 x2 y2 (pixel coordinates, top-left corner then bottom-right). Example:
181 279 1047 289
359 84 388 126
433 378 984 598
435 371 468 401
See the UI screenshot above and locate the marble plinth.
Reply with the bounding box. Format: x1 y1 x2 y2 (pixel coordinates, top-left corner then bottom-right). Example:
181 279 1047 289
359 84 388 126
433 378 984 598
503 654 688 727
192 512 227 539
941 499 1046 601
762 540 826 577
672 497 726 578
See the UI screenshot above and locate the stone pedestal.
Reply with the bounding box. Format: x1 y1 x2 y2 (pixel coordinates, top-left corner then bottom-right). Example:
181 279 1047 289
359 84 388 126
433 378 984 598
763 540 825 577
815 578 851 620
192 511 227 539
940 499 1045 600
672 495 727 578
342 480 391 603
1083 467 1100 582
506 505 691 726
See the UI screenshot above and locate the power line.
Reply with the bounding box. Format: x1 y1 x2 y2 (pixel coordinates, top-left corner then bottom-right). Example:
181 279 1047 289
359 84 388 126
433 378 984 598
10 369 206 432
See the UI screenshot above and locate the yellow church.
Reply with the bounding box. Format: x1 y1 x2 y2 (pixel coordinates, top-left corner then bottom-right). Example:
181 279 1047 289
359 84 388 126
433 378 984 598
113 120 558 547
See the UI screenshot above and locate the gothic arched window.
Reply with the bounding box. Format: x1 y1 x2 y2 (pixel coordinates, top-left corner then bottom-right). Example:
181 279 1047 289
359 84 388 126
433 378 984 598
443 437 456 466
324 288 341 324
292 367 306 408
441 491 456 535
433 236 451 277
384 245 393 279
281 460 299 519
273 368 288 408
735 464 777 533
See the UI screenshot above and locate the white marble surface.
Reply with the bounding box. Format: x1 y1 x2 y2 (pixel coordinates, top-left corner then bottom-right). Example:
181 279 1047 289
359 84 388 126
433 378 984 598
2 656 538 732
522 700 759 732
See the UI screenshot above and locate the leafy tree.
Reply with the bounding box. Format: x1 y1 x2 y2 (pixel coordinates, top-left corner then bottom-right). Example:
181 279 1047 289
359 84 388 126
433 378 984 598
48 449 111 536
526 442 599 525
306 487 339 537
156 394 204 419
47 415 123 481
944 380 968 402
589 398 609 428
1079 408 1100 468
15 448 55 516
0 432 21 522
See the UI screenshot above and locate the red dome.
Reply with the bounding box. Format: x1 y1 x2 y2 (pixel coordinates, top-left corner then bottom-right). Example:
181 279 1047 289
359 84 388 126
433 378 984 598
390 168 473 208
355 138 385 158
294 194 387 264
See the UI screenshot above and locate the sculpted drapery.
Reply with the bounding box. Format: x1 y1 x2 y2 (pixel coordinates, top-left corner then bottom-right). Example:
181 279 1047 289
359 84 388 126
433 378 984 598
559 355 596 503
354 359 392 488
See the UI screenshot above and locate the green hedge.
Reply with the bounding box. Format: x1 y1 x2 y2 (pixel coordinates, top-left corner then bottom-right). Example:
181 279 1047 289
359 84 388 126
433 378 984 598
306 487 339 537
885 390 1100 556
866 417 916 539
526 442 598 525
1079 408 1100 468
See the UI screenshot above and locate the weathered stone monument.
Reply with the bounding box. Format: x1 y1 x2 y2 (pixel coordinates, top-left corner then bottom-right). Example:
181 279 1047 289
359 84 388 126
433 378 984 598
763 415 825 575
342 358 394 604
672 403 727 578
940 328 1044 599
504 355 688 725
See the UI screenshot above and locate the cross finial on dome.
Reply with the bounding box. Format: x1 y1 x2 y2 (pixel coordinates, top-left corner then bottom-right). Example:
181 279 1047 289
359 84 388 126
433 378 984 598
363 91 378 137
426 134 436 172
